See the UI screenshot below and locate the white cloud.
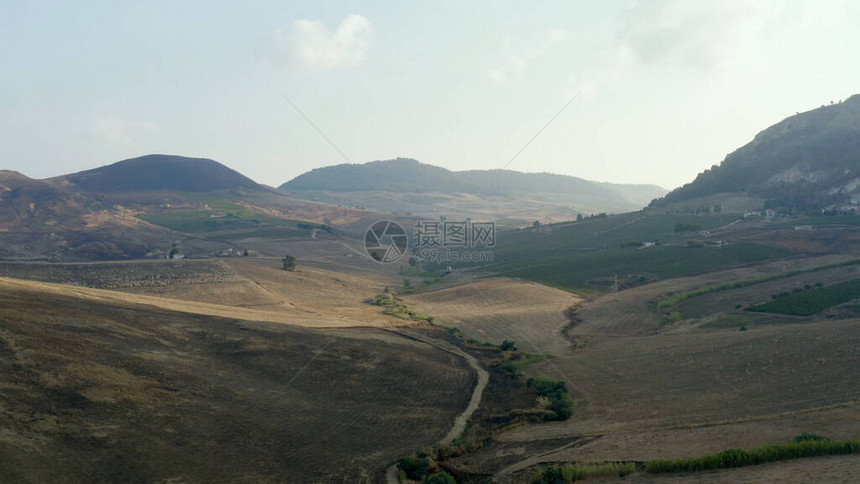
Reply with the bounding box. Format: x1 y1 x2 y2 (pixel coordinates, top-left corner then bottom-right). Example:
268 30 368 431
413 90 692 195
618 0 755 72
489 28 569 82
93 116 160 144
265 14 372 70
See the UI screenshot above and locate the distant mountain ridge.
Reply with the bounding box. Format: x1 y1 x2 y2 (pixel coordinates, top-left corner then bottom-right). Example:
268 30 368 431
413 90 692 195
52 154 263 193
280 158 667 219
651 95 860 210
0 154 366 261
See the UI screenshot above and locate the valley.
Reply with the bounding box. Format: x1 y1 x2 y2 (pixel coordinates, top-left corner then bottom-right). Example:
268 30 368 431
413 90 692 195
0 97 859 483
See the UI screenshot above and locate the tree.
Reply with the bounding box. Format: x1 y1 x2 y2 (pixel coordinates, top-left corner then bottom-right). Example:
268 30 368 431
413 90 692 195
424 472 456 484
576 213 583 222
396 455 429 480
533 220 541 228
282 255 296 271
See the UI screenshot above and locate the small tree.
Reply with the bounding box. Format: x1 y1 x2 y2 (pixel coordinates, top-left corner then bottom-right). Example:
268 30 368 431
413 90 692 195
282 255 297 271
424 472 456 484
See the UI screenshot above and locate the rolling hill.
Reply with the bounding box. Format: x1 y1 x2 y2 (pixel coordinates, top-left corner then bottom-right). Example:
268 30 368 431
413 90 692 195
279 158 667 223
651 94 860 211
0 155 380 261
51 154 263 193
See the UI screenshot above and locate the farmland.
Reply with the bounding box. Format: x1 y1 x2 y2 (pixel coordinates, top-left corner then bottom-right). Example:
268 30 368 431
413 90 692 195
747 278 860 315
431 211 795 291
0 278 476 482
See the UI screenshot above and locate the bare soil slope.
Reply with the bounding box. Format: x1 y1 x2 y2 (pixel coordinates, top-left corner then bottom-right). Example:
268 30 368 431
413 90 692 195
0 279 475 483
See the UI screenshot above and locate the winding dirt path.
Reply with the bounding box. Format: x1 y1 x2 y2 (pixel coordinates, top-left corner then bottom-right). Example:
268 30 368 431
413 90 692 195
383 329 489 483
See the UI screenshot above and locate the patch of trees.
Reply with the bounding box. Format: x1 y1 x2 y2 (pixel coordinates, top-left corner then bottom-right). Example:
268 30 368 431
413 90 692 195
527 377 573 421
396 450 457 483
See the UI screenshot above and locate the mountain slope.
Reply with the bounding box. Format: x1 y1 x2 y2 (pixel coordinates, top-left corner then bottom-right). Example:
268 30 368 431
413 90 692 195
52 154 262 193
0 155 379 261
280 158 667 221
651 95 860 210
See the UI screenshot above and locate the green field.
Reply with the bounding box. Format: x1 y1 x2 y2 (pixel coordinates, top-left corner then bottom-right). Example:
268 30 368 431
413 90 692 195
136 193 305 234
495 243 789 292
424 212 791 291
746 278 860 316
658 259 860 311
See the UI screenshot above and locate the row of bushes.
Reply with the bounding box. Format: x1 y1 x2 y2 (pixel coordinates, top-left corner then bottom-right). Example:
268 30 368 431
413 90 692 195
657 258 860 312
646 435 859 473
531 434 858 482
532 462 634 483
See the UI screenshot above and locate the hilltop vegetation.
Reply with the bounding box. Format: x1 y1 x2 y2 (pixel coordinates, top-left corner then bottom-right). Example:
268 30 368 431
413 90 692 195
280 157 666 217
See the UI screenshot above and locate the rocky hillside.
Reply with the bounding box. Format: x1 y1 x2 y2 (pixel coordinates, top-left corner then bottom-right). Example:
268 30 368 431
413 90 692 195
652 95 860 210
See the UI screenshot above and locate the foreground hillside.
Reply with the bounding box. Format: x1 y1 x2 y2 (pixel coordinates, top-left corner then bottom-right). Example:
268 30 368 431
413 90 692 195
0 277 474 482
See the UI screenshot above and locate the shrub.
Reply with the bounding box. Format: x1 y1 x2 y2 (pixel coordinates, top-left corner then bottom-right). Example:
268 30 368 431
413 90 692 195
532 462 635 483
793 432 829 442
397 455 429 480
500 339 517 351
423 471 456 484
527 378 573 421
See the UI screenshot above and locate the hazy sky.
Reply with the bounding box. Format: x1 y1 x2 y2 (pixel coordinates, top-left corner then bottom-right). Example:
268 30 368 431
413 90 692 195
2 1 859 190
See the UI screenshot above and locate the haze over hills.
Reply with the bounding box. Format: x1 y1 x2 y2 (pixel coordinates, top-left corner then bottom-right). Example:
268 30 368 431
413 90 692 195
651 94 860 211
280 158 668 222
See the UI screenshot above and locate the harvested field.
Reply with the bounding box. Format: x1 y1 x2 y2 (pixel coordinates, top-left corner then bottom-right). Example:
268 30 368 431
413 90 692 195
0 258 402 328
0 279 475 483
404 278 581 354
